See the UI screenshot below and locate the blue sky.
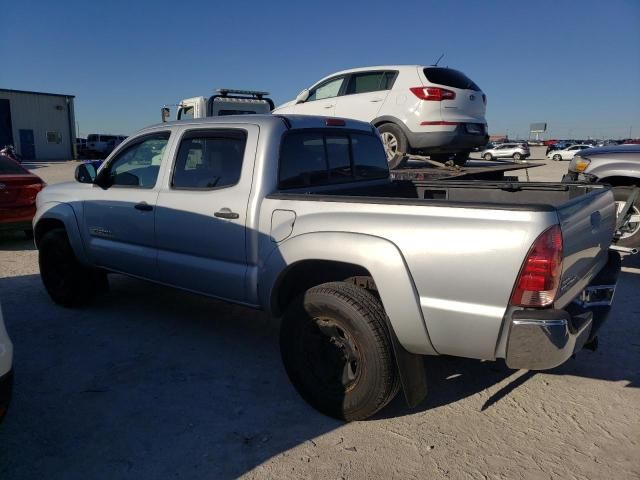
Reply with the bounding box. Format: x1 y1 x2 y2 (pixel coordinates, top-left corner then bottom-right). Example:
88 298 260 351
2 0 639 139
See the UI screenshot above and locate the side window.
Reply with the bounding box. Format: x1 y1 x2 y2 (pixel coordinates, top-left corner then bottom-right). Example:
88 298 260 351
172 130 246 190
307 77 344 102
351 134 388 179
106 133 170 188
346 71 386 95
178 106 194 120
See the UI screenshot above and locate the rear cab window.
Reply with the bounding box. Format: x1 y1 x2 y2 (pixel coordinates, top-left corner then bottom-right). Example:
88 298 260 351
278 130 389 189
423 67 480 91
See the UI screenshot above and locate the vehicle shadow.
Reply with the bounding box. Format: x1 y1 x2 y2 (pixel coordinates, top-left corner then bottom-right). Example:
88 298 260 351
0 232 36 251
1 260 638 479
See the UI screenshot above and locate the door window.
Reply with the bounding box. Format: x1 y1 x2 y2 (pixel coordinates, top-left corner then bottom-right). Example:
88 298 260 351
345 71 397 95
172 130 246 189
105 133 170 188
307 77 345 102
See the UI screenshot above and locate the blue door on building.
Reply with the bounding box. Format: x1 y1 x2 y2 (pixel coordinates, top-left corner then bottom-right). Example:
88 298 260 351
19 129 35 159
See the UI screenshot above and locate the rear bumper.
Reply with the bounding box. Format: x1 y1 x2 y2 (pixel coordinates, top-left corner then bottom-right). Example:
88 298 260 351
0 370 13 422
505 251 620 370
406 124 489 153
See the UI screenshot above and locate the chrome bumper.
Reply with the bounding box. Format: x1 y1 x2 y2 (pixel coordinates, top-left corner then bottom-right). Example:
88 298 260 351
505 309 594 370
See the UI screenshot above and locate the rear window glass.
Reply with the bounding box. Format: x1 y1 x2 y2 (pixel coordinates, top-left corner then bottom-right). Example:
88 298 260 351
0 155 27 174
423 67 480 91
279 130 388 189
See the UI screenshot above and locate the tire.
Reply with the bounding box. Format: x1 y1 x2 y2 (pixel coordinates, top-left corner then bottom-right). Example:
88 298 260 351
38 228 106 307
483 153 493 161
612 186 640 248
513 152 522 161
377 124 408 169
280 281 400 421
553 154 562 161
453 151 469 166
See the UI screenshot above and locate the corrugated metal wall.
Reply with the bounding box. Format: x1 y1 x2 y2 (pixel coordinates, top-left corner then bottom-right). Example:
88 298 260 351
0 90 75 160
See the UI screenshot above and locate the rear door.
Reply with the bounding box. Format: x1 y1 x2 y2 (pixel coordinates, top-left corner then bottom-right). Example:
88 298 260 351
154 125 258 303
334 71 396 122
295 75 346 117
421 67 486 126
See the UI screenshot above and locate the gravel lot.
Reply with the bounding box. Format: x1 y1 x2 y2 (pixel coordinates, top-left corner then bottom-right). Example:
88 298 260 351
1 151 638 479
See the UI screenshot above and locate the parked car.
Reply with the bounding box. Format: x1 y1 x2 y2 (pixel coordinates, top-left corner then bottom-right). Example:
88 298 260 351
273 65 488 167
34 115 620 421
0 303 13 423
0 154 46 237
547 144 593 161
563 144 640 248
86 134 127 158
481 142 530 161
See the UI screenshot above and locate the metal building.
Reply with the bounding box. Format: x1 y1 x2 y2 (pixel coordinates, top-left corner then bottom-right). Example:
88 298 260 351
0 88 76 160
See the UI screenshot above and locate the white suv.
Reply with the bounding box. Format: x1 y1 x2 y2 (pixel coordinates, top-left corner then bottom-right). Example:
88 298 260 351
273 65 488 166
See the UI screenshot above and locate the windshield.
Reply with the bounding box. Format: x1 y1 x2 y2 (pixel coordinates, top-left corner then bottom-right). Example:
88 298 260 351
423 67 480 91
0 155 28 174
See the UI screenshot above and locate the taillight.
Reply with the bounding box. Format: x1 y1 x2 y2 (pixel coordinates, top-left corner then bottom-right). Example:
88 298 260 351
410 87 456 101
17 182 45 203
510 225 563 308
325 118 346 127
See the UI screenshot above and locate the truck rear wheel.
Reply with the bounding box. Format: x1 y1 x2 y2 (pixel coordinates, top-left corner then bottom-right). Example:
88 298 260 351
613 186 640 248
280 281 399 421
39 228 107 307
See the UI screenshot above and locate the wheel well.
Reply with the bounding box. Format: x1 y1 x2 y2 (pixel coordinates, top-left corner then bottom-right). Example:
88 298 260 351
34 218 65 247
272 260 374 316
598 176 639 188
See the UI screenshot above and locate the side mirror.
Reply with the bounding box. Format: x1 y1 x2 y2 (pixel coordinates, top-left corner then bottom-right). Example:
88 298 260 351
75 163 97 184
161 107 171 123
295 89 309 104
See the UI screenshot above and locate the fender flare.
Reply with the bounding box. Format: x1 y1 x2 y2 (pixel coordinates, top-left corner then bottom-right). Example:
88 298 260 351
260 231 436 356
33 202 89 265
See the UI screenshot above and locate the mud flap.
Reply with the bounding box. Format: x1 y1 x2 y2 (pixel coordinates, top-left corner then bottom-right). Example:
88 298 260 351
386 319 428 408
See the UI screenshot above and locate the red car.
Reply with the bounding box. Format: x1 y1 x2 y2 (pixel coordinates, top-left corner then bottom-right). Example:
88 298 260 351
0 155 46 237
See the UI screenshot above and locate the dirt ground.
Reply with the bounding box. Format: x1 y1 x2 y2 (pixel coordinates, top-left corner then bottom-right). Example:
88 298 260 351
0 156 638 479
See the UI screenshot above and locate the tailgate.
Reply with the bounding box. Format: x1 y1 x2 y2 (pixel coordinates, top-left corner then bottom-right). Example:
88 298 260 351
555 186 617 307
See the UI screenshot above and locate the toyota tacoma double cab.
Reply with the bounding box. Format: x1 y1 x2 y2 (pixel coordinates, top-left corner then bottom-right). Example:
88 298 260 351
34 115 621 420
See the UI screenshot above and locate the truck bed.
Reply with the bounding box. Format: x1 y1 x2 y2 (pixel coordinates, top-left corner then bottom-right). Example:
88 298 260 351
282 180 610 210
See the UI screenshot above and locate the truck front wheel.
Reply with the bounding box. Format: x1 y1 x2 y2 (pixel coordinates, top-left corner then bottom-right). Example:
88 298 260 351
39 228 107 307
280 281 399 421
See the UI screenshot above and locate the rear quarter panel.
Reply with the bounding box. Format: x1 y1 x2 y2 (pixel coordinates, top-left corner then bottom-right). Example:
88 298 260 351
259 196 557 360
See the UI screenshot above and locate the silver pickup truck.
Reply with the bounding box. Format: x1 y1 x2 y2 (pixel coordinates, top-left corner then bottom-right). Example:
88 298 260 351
34 115 621 420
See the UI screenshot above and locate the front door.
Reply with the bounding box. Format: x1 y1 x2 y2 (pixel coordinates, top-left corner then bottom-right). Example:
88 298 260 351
295 76 346 117
80 132 171 279
155 125 258 303
19 129 35 159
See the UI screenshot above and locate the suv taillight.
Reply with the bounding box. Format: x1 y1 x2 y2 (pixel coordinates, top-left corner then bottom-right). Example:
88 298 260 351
510 225 563 308
410 87 456 101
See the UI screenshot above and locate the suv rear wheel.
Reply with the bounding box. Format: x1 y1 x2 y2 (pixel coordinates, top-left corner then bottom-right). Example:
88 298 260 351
378 124 408 169
453 151 469 166
513 152 523 161
280 281 400 421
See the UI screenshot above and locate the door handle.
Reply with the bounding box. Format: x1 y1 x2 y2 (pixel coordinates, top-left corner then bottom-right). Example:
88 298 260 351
370 98 383 102
214 208 239 219
323 104 334 109
134 202 153 211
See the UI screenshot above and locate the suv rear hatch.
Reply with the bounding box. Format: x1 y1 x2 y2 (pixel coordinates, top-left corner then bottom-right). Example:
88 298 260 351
421 67 486 129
